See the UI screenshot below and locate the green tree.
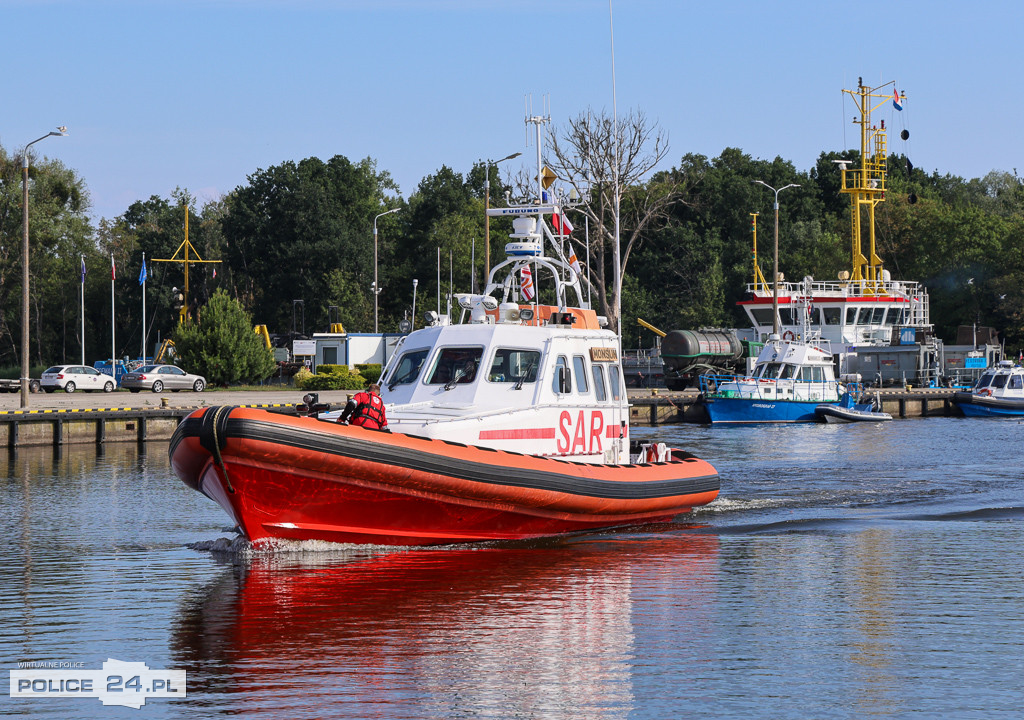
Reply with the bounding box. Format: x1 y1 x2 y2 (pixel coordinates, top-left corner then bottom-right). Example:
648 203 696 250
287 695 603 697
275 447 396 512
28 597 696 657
172 289 275 385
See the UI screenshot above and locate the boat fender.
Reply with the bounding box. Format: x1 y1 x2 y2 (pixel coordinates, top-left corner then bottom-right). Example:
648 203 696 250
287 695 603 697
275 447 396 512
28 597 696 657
782 330 795 341
198 405 237 494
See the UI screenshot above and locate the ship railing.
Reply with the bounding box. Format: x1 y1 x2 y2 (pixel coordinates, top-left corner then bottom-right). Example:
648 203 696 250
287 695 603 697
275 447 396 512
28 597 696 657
699 373 839 401
744 278 927 300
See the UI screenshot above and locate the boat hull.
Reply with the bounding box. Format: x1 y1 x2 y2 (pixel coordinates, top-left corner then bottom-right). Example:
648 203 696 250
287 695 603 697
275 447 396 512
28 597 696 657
704 397 826 424
169 406 720 546
815 404 892 423
953 392 1024 418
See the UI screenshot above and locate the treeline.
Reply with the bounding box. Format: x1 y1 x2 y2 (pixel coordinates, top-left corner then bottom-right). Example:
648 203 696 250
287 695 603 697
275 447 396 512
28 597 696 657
1 135 1021 373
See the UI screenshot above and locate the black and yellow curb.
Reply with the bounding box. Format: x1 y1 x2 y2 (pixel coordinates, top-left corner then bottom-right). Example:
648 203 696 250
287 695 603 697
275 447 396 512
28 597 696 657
0 402 297 417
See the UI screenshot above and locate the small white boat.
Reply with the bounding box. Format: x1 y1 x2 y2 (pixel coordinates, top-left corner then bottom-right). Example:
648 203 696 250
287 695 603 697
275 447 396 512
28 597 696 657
815 390 891 423
953 360 1024 417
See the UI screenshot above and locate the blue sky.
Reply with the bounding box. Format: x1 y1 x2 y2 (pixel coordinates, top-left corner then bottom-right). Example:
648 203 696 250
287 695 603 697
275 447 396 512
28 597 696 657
4 0 1021 222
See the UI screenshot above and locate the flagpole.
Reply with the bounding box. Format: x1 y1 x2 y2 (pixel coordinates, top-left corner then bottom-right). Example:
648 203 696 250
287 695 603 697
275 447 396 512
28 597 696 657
111 253 116 374
80 255 86 365
140 252 146 363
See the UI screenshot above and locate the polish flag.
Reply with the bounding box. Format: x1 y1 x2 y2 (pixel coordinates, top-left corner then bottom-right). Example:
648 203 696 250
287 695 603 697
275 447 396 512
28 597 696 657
520 264 535 301
552 211 574 236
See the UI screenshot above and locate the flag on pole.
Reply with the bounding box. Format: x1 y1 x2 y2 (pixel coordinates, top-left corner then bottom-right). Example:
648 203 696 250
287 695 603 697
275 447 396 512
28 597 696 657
893 89 902 111
138 260 147 285
567 248 582 277
552 210 574 236
111 256 116 280
520 264 535 301
212 267 217 279
80 257 86 283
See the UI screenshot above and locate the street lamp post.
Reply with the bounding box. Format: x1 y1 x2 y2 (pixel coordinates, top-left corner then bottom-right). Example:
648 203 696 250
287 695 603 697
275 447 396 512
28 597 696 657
484 152 521 287
753 180 800 337
21 126 67 408
373 207 402 334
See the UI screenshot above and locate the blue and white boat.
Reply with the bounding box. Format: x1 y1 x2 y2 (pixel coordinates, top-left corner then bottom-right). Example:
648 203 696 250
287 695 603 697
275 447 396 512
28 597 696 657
815 387 892 423
701 334 843 424
953 361 1024 417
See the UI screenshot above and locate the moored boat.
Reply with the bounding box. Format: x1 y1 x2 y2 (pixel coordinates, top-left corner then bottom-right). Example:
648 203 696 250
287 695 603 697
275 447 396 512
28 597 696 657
815 388 892 423
953 360 1024 417
701 326 843 424
169 113 720 546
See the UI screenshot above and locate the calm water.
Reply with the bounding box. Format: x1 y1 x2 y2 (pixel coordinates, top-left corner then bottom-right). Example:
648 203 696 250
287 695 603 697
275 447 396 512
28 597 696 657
2 418 1022 719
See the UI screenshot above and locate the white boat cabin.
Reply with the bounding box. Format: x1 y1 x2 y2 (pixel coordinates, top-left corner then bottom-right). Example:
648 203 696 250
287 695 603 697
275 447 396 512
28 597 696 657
712 338 842 403
376 301 630 464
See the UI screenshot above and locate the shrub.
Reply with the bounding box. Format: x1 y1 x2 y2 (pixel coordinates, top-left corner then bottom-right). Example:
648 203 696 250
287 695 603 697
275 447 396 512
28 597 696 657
355 364 382 384
296 364 367 391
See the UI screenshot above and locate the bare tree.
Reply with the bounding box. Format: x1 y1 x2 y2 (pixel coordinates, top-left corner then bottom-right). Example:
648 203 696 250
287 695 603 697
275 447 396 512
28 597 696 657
545 110 680 333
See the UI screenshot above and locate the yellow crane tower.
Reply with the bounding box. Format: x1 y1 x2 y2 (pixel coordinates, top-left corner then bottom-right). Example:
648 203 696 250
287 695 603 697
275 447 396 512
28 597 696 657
152 201 221 324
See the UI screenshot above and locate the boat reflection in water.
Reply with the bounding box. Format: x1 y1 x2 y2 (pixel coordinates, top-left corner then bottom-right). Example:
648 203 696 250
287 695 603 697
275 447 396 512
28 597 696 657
171 532 719 719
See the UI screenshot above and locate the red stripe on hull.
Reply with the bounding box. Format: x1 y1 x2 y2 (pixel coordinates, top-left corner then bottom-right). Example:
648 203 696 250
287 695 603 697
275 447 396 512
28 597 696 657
478 428 556 440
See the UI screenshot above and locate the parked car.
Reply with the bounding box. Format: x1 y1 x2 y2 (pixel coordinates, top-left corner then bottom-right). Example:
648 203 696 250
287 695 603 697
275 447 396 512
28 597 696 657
120 364 206 393
41 365 117 393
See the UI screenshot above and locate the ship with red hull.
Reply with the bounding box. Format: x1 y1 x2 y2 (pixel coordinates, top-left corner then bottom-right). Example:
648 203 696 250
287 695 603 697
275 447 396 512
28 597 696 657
169 405 719 546
169 113 719 546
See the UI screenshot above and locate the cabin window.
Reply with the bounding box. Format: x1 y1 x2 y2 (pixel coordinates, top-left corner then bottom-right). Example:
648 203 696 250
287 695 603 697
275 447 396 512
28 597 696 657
823 307 841 325
751 308 775 326
890 307 907 325
780 365 797 379
871 307 886 324
426 347 483 385
1009 374 1023 390
572 356 589 393
608 365 623 402
846 307 859 325
976 373 994 389
487 349 540 384
386 349 429 388
762 363 782 379
553 356 570 394
992 374 1009 389
857 307 874 325
593 365 608 402
778 308 794 325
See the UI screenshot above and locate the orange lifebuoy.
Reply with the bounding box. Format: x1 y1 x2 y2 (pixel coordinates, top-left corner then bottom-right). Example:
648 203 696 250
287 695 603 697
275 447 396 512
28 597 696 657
978 388 992 397
782 330 795 341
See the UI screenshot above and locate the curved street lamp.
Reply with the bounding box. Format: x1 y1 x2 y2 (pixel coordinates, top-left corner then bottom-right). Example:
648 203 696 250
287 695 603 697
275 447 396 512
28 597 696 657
373 207 402 333
484 152 521 285
21 126 67 408
753 180 800 337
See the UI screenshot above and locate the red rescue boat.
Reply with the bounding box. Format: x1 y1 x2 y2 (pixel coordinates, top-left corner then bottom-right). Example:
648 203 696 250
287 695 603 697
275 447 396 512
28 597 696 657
169 405 719 546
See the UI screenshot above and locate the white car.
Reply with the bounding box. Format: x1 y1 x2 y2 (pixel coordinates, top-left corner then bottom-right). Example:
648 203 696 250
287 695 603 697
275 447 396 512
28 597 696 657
41 365 117 393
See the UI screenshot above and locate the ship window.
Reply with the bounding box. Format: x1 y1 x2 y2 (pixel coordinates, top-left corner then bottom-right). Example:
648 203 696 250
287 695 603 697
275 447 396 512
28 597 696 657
890 307 907 325
871 307 886 324
976 373 994 389
823 307 841 325
553 356 570 394
751 308 775 326
488 349 540 384
386 348 429 388
857 307 874 325
427 347 483 385
762 363 782 379
846 307 859 325
780 365 796 379
1009 374 1023 390
572 356 589 393
608 365 623 402
811 366 823 383
593 365 608 402
992 374 1009 389
778 308 794 325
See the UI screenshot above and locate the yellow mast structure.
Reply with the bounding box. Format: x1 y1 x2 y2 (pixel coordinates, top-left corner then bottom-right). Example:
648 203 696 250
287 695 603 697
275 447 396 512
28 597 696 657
840 77 904 294
750 212 768 292
152 202 221 324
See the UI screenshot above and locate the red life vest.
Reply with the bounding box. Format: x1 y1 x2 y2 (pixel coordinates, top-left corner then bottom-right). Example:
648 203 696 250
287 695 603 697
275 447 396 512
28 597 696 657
350 391 386 429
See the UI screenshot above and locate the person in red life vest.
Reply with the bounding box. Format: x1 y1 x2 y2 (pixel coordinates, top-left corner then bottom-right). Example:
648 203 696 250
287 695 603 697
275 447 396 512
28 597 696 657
339 382 388 429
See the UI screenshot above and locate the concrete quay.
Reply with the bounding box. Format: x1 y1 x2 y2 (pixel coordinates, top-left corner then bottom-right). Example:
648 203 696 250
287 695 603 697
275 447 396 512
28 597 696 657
0 386 962 448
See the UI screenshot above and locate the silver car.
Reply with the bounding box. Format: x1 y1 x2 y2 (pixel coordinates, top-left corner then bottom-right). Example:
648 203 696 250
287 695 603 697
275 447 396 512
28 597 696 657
41 365 117 393
121 364 206 393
